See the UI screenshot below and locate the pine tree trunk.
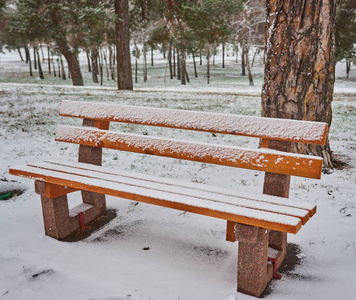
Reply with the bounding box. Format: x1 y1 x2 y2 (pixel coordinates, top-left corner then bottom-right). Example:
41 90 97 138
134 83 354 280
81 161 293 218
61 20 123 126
262 0 336 171
346 60 351 78
245 46 254 86
86 50 92 73
241 43 246 76
90 47 99 84
173 47 176 77
57 59 61 78
60 55 66 80
109 45 114 80
193 53 198 78
52 58 56 77
180 49 186 85
25 45 33 76
99 48 104 85
17 47 24 61
33 46 37 70
177 50 181 80
133 40 139 84
56 39 84 86
222 42 225 68
47 46 51 74
143 41 148 83
115 0 133 90
37 50 44 79
168 44 173 79
207 46 211 84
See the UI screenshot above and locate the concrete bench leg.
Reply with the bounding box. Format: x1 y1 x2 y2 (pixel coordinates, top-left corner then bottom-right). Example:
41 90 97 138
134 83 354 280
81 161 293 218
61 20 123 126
35 181 106 240
235 223 274 297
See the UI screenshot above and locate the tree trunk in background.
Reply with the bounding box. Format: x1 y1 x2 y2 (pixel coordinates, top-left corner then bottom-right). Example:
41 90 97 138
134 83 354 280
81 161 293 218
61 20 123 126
222 42 225 68
143 41 148 82
86 50 92 73
90 47 99 84
177 50 181 80
245 46 254 86
173 48 176 77
193 53 198 78
241 43 246 76
168 44 173 79
262 0 336 171
33 46 37 70
17 48 24 61
115 0 133 90
207 46 211 84
56 39 84 86
25 45 33 76
180 49 186 85
47 46 51 74
60 55 66 80
37 49 44 79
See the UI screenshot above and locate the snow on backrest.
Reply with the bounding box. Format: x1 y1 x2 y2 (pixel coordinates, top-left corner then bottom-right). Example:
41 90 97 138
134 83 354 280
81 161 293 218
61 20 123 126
59 100 328 145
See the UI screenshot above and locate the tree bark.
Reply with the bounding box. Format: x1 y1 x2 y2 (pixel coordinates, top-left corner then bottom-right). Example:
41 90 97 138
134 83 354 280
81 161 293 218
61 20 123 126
115 0 133 90
60 55 66 80
37 49 44 79
222 42 225 68
207 46 211 84
241 43 246 76
245 46 254 86
47 46 51 74
168 44 173 79
193 53 198 78
262 0 336 171
17 47 24 61
90 47 99 84
56 39 84 86
173 47 176 77
33 46 37 70
25 45 33 77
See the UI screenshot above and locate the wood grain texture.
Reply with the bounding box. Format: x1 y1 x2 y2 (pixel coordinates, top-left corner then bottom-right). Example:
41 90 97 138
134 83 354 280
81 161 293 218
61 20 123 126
55 125 324 179
9 164 303 234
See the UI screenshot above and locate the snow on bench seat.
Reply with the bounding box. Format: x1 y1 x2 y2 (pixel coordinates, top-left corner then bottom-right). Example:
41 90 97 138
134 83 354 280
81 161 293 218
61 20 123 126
9 160 316 234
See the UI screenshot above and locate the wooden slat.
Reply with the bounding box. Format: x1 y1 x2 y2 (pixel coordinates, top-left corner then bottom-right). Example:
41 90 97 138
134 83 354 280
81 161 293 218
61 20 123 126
43 159 317 216
59 100 328 145
55 125 324 179
8 165 302 234
26 161 311 224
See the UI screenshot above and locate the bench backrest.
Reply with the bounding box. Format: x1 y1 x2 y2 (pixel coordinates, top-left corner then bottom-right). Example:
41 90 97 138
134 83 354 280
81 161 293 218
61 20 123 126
57 100 327 180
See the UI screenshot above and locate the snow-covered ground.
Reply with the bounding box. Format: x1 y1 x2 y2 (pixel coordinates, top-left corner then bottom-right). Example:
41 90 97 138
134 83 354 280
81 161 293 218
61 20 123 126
0 49 356 300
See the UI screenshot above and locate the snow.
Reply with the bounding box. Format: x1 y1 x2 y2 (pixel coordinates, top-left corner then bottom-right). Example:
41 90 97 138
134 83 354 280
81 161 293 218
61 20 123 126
55 124 323 178
10 161 305 230
60 100 327 144
1 49 356 300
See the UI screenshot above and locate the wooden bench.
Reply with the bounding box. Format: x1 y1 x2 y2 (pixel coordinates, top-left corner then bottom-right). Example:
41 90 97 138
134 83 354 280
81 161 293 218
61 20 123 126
9 100 327 297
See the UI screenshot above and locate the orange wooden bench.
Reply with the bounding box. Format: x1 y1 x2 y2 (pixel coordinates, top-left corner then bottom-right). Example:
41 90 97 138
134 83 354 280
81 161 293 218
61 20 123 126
9 100 327 297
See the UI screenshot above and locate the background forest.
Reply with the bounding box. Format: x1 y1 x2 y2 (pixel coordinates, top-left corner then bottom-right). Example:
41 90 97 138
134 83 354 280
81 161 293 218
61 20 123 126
0 0 355 88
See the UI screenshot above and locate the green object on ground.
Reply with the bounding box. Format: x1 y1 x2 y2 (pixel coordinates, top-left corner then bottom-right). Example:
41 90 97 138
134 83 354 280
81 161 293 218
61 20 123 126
0 192 15 200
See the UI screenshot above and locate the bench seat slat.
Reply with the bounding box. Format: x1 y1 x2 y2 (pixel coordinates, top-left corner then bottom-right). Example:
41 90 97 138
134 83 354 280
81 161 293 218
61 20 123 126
60 100 328 145
55 125 323 179
47 159 317 215
9 164 302 234
27 161 312 224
